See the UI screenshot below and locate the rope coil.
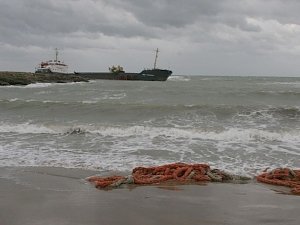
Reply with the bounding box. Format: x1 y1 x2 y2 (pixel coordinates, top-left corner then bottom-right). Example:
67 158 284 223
256 168 300 195
87 163 250 189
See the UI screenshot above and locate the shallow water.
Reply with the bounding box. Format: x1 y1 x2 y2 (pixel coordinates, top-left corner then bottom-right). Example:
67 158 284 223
0 76 299 175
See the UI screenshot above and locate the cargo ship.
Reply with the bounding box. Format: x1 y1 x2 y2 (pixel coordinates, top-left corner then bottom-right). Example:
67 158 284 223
36 49 172 81
75 49 172 81
74 68 172 81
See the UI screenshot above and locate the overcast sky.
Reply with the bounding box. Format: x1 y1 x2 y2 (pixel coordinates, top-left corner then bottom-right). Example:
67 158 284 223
1 0 300 76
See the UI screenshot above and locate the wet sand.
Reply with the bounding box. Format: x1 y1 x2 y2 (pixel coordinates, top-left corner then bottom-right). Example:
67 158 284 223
0 167 299 225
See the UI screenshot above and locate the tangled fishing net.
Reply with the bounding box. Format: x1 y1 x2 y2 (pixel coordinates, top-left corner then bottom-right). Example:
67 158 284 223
87 163 250 189
256 168 300 195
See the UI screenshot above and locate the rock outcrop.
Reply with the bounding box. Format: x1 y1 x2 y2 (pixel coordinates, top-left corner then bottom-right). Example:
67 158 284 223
0 71 88 86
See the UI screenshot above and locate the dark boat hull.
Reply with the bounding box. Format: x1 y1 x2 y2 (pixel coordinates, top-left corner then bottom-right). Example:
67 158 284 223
74 69 172 81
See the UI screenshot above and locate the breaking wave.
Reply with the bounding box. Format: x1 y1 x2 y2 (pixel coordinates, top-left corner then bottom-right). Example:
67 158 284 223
255 90 300 96
1 98 299 116
1 122 299 144
259 81 300 88
1 76 300 174
168 75 191 82
1 122 299 175
0 122 56 134
0 82 87 89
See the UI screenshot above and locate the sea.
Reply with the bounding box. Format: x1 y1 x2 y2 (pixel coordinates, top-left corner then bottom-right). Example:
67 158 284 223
0 76 299 176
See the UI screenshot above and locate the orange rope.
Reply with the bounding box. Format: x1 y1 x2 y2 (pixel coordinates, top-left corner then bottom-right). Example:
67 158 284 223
132 163 211 184
87 165 300 196
256 168 300 195
87 176 125 188
87 163 250 189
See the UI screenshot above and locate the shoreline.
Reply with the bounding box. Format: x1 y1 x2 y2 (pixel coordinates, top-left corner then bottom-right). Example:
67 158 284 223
0 71 88 86
0 166 299 225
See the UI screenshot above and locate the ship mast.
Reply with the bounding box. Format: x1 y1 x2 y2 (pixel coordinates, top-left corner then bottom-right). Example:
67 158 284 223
153 48 159 69
55 48 59 62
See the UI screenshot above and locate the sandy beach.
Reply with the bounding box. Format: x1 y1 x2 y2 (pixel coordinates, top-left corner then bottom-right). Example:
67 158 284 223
0 167 299 225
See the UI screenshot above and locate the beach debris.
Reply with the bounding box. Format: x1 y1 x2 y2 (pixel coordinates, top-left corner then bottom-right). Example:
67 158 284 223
86 163 251 189
65 127 85 135
256 168 300 195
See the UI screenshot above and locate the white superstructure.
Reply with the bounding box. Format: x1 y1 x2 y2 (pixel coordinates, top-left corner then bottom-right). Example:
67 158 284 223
35 48 68 74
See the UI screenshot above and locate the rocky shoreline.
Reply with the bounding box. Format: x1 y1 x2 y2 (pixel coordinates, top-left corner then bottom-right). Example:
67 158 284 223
0 71 88 86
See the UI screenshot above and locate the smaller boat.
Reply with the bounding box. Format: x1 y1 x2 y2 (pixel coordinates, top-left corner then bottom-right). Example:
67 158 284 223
35 48 69 74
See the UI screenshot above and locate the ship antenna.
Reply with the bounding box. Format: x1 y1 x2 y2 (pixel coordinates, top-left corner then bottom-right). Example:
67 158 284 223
153 48 159 69
55 48 59 61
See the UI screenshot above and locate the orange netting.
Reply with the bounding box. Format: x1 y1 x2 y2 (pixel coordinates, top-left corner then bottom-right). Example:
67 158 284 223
256 168 300 195
87 176 128 189
87 163 250 189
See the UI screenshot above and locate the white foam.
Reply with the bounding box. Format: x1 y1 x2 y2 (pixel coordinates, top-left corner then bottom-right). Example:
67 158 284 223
1 123 299 175
3 98 64 104
259 81 300 88
8 98 19 102
82 100 99 104
26 83 54 88
1 121 299 145
199 77 220 81
1 83 54 89
168 75 191 82
0 122 56 134
87 126 300 143
0 82 87 89
41 100 64 103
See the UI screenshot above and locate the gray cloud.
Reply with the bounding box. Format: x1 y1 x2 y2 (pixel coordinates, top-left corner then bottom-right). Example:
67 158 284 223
106 0 221 28
1 0 300 75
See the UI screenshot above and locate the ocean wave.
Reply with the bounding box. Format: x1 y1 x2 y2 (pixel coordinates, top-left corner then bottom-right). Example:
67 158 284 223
1 122 299 144
1 122 299 175
1 99 299 123
168 75 191 81
204 128 300 143
0 95 127 105
0 122 56 134
0 81 88 89
259 81 300 88
0 82 54 89
1 125 299 175
26 83 54 88
233 107 300 120
1 98 65 104
64 127 87 135
255 90 300 96
1 98 298 110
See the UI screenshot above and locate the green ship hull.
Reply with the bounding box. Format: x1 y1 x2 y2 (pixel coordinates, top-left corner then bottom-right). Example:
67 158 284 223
74 69 172 81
